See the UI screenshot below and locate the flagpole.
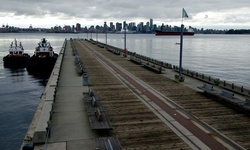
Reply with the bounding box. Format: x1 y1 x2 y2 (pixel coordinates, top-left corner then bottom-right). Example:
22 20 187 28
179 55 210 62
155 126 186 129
179 24 184 81
178 8 185 82
124 24 126 51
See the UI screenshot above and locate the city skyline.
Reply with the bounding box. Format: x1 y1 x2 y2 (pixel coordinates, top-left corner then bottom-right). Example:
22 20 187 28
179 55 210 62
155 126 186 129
1 0 250 30
1 19 190 30
2 19 249 34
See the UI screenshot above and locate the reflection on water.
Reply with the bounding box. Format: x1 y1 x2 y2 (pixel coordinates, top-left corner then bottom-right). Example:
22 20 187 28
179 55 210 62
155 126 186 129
0 65 48 150
8 68 26 76
29 74 49 87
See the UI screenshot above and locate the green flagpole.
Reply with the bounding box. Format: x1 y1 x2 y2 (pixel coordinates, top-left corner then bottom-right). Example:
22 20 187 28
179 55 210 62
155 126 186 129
178 8 186 82
179 24 184 81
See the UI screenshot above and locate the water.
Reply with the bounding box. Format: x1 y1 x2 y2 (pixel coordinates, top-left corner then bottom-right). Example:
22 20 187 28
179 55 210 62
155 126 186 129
0 33 76 150
0 33 249 150
96 34 250 87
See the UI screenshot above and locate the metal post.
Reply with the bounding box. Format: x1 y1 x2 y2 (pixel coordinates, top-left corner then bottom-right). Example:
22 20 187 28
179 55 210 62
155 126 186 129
179 24 184 80
96 33 98 41
105 32 107 48
124 26 126 51
87 33 88 39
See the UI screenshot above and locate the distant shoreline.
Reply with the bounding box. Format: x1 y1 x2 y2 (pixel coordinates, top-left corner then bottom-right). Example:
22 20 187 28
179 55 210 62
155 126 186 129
1 32 250 35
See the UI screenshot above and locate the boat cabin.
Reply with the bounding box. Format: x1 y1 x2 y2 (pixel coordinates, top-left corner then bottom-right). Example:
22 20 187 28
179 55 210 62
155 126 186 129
9 39 24 56
34 38 54 57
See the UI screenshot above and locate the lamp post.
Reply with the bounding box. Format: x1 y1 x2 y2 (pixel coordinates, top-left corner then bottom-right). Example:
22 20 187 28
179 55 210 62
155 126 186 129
178 24 184 81
124 25 127 52
105 31 107 48
176 8 188 82
122 23 128 57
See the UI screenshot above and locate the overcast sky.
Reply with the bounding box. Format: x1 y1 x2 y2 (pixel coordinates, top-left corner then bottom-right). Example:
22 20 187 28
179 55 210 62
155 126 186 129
1 0 250 29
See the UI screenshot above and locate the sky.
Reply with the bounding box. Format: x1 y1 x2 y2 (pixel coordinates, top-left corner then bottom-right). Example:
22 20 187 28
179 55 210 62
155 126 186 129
1 0 250 30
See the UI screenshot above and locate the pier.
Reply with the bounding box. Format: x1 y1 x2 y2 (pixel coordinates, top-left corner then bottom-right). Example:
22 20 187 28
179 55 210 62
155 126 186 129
22 39 250 150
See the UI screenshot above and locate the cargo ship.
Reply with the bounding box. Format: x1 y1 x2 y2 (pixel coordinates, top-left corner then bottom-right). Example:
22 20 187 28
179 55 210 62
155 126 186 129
155 29 195 36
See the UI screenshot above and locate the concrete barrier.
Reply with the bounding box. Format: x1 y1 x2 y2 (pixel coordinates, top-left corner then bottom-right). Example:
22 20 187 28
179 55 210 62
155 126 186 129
172 65 221 86
44 87 56 101
129 56 142 65
31 40 66 145
49 76 59 87
219 80 250 97
162 62 172 69
33 101 53 144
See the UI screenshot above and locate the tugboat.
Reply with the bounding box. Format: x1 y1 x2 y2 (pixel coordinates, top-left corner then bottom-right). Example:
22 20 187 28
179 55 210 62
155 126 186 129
3 39 30 68
26 38 58 76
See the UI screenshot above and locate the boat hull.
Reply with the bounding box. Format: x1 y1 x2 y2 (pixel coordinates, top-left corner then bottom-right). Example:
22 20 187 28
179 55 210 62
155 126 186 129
155 31 195 36
26 54 58 76
3 54 30 68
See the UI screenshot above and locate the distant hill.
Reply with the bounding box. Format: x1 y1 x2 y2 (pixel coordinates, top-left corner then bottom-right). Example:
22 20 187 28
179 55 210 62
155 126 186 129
225 29 250 34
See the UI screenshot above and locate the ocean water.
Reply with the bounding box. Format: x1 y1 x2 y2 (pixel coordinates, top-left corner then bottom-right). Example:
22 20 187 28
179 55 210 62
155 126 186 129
0 33 74 150
98 33 250 87
0 33 249 150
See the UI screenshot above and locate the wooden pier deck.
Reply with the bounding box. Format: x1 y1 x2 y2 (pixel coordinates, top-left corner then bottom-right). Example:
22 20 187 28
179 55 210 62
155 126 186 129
22 39 250 150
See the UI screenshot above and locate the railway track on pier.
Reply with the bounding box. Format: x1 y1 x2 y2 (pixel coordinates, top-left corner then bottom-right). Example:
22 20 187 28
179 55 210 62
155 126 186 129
73 39 250 149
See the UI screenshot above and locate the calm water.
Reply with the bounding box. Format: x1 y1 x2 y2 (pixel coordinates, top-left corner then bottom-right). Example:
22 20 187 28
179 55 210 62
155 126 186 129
98 33 250 87
0 33 249 150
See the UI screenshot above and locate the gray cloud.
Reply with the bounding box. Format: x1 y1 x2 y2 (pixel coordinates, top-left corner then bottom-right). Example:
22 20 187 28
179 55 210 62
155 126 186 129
1 0 250 29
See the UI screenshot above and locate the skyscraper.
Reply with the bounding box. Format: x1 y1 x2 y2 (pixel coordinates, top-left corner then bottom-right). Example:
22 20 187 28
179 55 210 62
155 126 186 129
110 22 115 32
123 21 127 30
150 19 153 31
76 23 81 32
116 22 122 32
104 21 107 32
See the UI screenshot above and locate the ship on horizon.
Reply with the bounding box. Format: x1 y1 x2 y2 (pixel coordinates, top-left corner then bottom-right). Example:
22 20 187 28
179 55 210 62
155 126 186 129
155 28 195 36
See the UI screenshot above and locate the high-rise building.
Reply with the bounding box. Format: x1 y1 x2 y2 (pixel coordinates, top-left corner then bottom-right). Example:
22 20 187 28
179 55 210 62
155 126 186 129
110 22 115 32
76 23 81 32
116 22 122 32
150 19 153 31
146 22 150 31
104 21 107 32
123 21 127 30
128 22 136 31
137 22 144 32
64 25 71 32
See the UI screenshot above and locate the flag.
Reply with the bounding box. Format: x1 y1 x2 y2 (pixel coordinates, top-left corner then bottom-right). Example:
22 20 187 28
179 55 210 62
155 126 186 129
182 8 189 18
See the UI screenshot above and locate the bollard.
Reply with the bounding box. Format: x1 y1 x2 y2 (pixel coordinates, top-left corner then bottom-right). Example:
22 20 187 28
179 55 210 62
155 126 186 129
82 73 88 86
